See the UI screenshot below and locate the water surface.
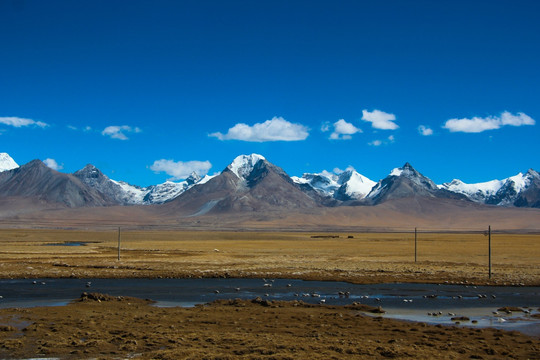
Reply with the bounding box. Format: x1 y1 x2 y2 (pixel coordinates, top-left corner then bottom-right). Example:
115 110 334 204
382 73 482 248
0 278 538 336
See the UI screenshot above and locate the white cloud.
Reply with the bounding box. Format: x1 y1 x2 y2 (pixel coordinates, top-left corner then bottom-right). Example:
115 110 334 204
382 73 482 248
43 158 63 171
209 116 309 142
150 159 212 181
368 135 394 147
102 125 142 140
0 116 48 128
499 111 535 126
321 122 331 132
329 119 362 140
418 125 433 136
68 125 92 132
443 111 535 133
361 109 398 130
443 116 500 133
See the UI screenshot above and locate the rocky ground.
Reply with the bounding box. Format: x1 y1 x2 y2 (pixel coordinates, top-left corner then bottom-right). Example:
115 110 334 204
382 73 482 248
1 293 539 359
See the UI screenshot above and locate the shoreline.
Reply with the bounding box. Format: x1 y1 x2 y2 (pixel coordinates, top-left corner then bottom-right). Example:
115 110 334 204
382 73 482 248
1 294 539 359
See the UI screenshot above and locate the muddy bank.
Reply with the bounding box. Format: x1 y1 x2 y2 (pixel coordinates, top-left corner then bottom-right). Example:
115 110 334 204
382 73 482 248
1 293 539 359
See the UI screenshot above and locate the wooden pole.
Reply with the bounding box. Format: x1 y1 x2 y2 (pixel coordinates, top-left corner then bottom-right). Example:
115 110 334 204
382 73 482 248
117 226 121 261
488 225 491 279
414 227 417 263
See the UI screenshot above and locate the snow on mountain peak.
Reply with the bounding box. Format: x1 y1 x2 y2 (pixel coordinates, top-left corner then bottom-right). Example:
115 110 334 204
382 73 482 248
389 162 417 177
227 154 266 179
292 167 375 200
0 153 19 172
438 178 504 203
340 171 377 199
389 167 403 177
507 172 530 193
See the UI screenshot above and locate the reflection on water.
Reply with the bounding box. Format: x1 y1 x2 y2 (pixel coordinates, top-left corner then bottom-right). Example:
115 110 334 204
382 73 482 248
0 278 538 336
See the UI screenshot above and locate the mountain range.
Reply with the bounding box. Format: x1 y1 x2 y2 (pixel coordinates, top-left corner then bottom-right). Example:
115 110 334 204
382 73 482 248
1 152 539 212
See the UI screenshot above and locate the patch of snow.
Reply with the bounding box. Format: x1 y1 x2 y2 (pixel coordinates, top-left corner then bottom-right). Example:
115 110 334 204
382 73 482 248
227 154 265 179
197 174 217 185
291 176 309 185
366 181 385 199
293 171 340 197
342 172 377 198
294 168 375 200
507 173 529 194
0 153 18 172
144 181 187 204
111 180 147 204
389 167 403 177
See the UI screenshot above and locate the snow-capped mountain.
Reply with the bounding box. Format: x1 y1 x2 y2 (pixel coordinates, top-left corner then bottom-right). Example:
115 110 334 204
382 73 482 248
366 163 467 204
439 169 540 208
485 170 540 207
438 179 504 203
140 172 213 204
164 154 321 215
292 168 376 201
0 153 18 172
73 165 207 205
1 152 538 210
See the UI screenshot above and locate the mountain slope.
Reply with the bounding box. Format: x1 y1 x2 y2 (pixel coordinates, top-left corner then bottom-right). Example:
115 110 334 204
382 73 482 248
0 160 113 207
164 154 321 215
488 170 540 208
513 171 540 208
74 164 205 205
367 163 468 205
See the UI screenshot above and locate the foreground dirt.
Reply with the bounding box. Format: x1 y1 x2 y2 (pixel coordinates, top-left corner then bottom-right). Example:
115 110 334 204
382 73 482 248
1 294 539 360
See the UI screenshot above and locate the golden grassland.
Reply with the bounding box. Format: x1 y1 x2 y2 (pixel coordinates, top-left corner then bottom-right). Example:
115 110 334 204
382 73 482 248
1 229 540 359
0 229 538 285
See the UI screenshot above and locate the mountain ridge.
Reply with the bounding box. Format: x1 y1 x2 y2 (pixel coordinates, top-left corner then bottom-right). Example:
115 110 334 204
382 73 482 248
1 152 538 209
0 159 114 208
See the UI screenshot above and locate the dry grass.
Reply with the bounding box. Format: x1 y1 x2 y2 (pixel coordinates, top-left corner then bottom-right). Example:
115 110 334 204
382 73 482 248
0 229 538 285
2 297 539 359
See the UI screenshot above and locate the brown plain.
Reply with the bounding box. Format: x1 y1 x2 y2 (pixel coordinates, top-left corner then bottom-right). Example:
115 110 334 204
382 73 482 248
1 229 539 359
0 229 538 285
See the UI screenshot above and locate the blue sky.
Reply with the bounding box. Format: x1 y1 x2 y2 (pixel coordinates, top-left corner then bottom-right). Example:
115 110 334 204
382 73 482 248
1 0 539 186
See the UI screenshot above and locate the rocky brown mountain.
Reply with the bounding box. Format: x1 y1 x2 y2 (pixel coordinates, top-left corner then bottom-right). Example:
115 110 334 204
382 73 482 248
0 160 114 208
163 154 323 216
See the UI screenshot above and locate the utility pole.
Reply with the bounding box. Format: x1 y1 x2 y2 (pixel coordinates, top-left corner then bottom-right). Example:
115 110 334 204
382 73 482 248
117 226 121 261
414 227 417 263
488 225 491 279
